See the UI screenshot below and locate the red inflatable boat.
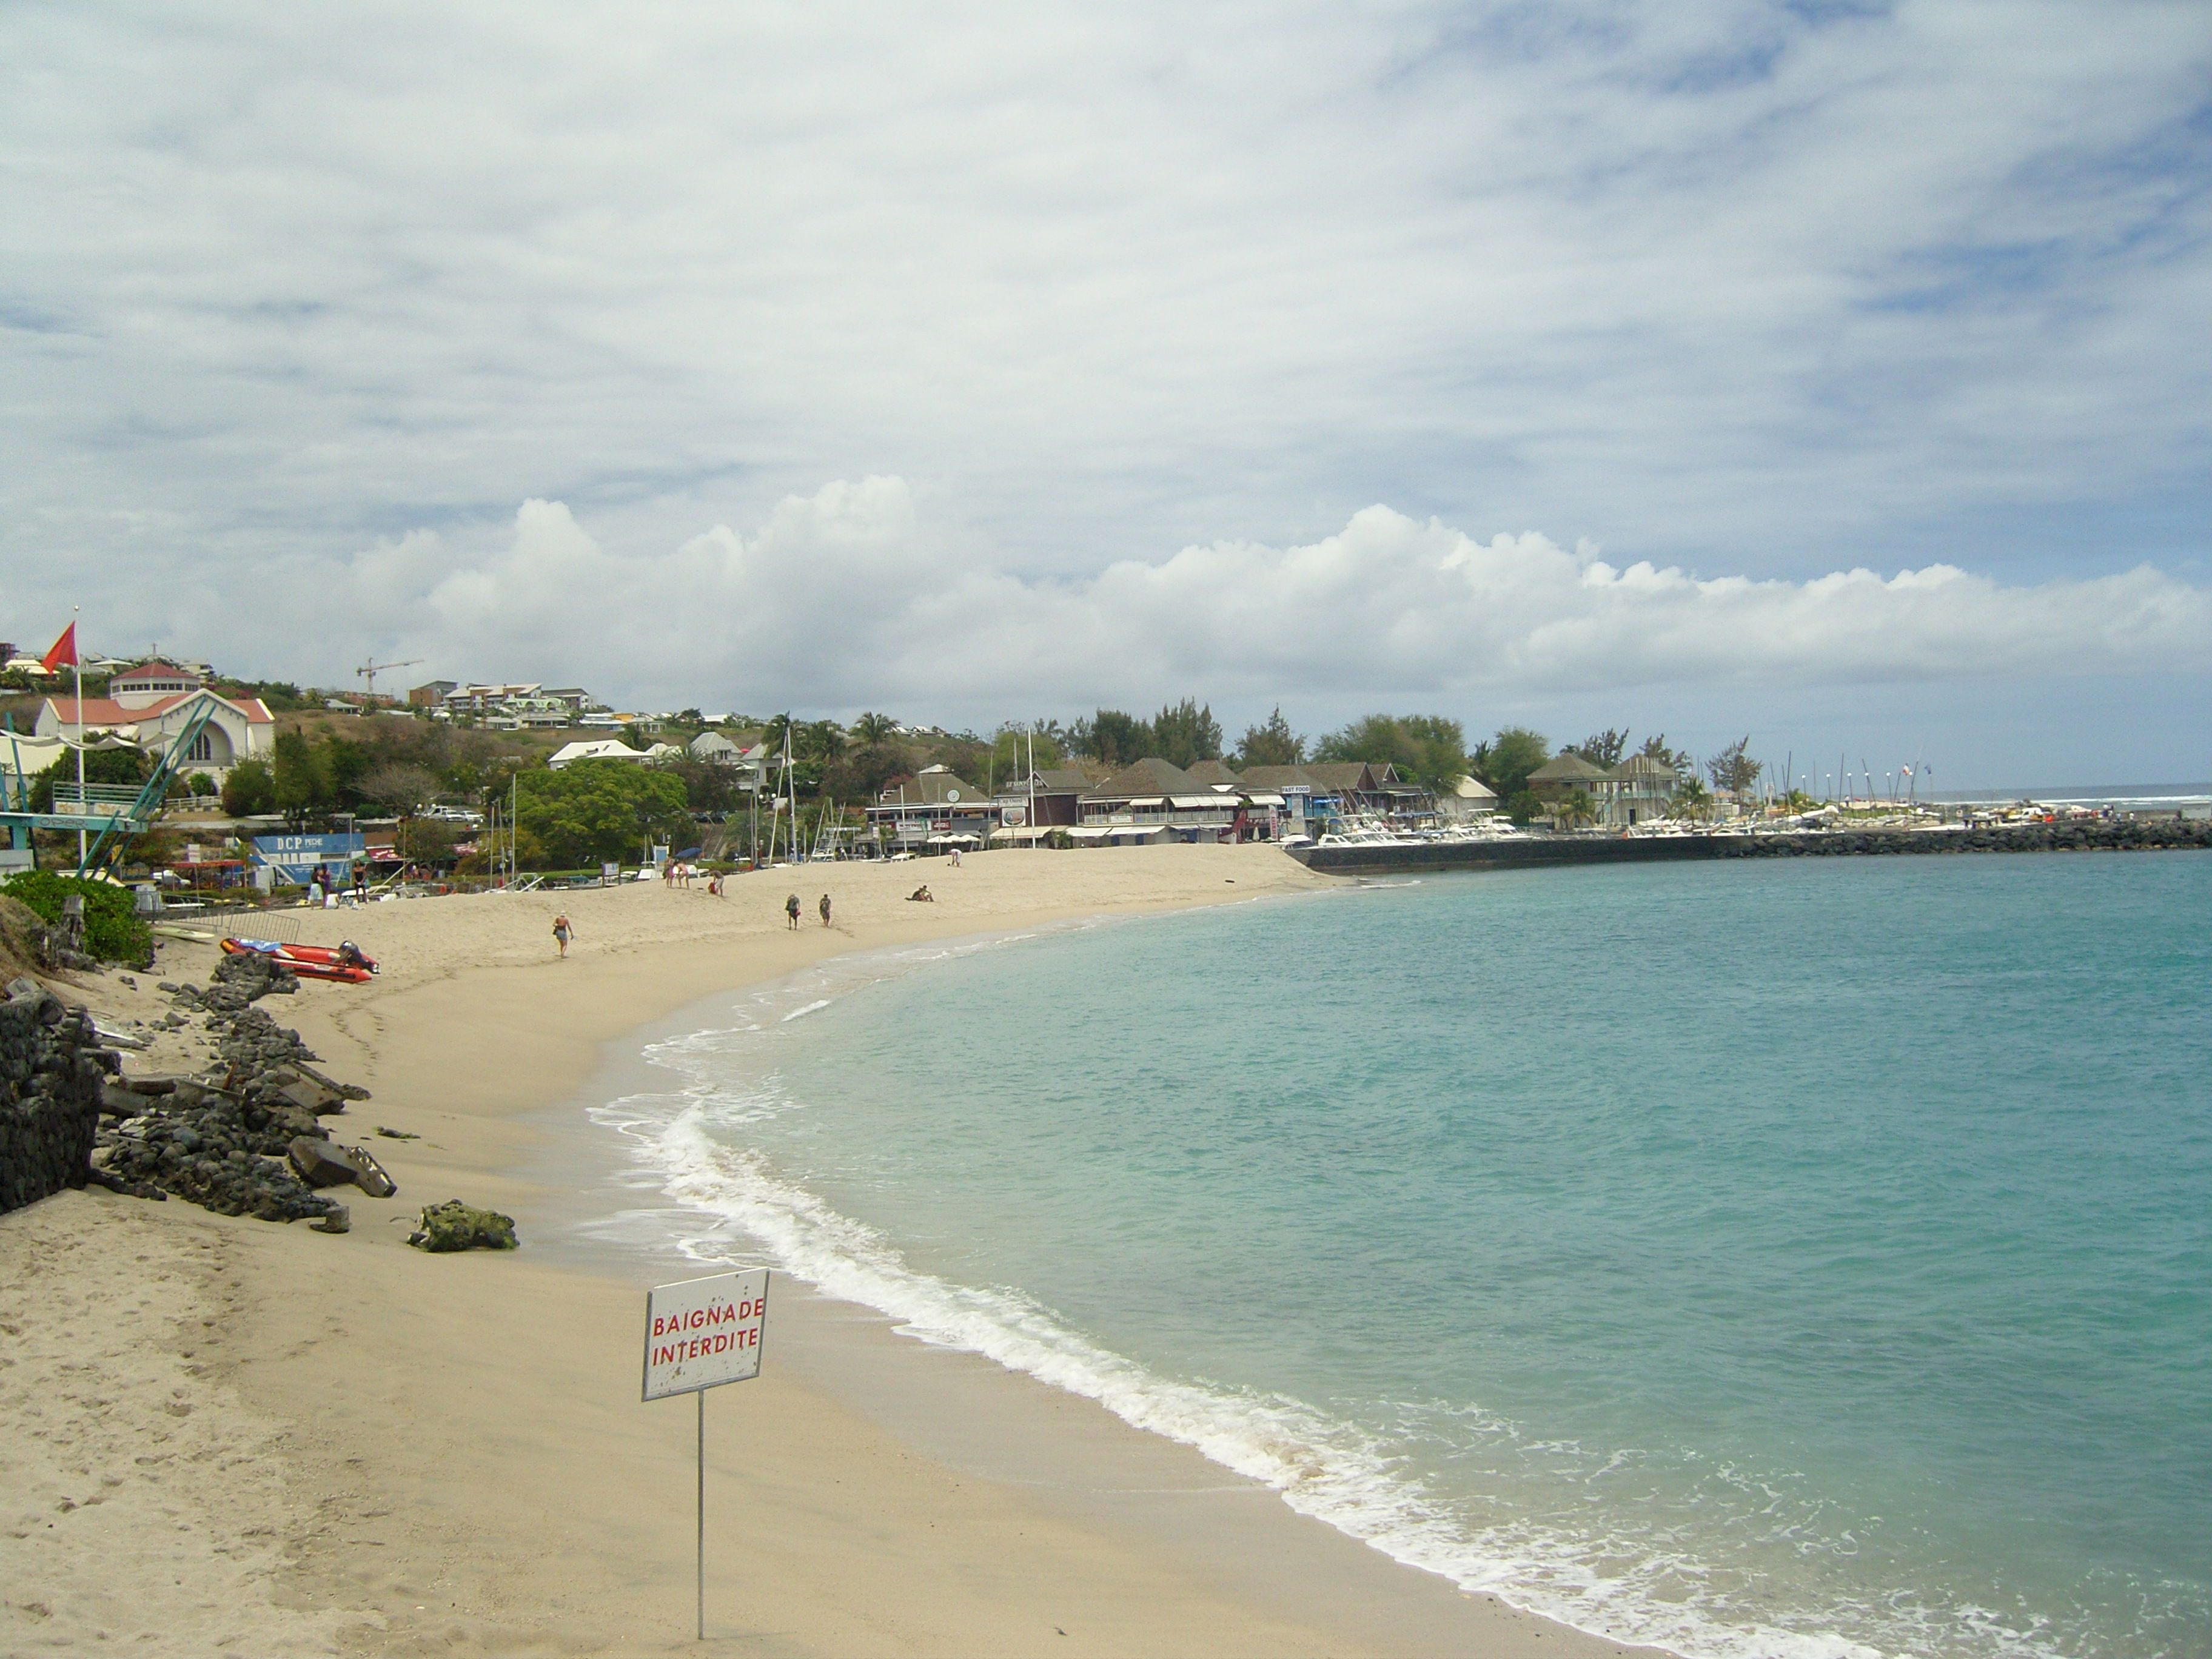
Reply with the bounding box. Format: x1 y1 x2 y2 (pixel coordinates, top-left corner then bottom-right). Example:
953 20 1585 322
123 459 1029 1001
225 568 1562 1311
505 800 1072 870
220 937 379 984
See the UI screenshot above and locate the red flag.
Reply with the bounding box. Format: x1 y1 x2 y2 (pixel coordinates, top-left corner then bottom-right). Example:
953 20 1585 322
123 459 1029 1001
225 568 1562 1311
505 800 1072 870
40 623 76 673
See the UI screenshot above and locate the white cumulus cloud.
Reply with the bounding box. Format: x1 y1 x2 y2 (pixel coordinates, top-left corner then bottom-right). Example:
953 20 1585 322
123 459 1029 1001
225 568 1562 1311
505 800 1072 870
310 480 2212 716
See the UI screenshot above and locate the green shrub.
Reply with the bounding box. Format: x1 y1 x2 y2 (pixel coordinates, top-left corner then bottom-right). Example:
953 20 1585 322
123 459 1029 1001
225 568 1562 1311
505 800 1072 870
222 757 275 816
0 870 155 967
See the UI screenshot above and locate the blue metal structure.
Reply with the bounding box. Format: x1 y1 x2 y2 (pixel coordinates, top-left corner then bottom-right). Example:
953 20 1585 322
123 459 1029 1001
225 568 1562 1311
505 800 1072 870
0 699 220 876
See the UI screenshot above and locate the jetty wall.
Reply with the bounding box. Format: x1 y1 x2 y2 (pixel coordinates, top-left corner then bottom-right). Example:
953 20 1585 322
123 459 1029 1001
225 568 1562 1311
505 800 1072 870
1289 817 2212 877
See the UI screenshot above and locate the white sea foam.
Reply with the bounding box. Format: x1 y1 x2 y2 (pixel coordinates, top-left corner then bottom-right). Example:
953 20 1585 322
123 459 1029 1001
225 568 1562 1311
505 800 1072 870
574 923 2082 1659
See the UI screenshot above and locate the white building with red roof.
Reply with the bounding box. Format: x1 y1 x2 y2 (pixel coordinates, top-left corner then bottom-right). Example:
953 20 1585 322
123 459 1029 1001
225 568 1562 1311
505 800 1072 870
107 660 209 705
36 662 274 775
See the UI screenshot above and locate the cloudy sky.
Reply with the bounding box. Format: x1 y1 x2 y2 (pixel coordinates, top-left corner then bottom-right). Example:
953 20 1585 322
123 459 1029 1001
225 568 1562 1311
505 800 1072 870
4 1 2208 784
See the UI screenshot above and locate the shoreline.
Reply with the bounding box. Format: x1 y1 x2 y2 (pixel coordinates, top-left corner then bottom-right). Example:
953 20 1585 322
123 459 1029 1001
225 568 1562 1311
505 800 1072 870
4 846 1656 1657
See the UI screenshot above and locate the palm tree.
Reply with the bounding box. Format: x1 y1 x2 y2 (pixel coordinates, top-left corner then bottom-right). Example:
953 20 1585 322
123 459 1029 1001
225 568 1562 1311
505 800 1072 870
1673 777 1713 822
850 711 899 746
1553 787 1599 830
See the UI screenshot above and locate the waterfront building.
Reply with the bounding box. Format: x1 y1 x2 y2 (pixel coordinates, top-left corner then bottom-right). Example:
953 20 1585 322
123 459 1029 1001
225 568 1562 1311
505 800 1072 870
1079 759 1243 842
868 765 1000 854
1600 754 1684 826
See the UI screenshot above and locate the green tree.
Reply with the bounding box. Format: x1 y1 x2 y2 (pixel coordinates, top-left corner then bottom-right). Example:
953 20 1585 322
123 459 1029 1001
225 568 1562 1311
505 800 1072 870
1704 736 1761 799
822 740 918 804
660 756 745 817
1235 707 1304 768
272 730 330 817
1506 788 1543 826
989 724 1066 785
1674 776 1714 821
1073 709 1151 767
1640 734 1690 772
221 757 276 816
1472 728 1549 802
850 711 899 745
1315 714 1468 793
1149 699 1222 768
796 719 848 771
1569 728 1628 768
514 759 690 869
1553 787 1599 828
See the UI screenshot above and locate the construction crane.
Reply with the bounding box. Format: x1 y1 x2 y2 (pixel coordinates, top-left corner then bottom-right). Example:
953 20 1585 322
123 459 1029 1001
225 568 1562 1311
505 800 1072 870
355 657 423 702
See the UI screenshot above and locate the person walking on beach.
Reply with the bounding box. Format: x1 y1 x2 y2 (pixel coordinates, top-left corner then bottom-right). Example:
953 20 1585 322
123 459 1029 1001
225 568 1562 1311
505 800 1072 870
819 893 832 927
785 893 801 930
552 913 574 959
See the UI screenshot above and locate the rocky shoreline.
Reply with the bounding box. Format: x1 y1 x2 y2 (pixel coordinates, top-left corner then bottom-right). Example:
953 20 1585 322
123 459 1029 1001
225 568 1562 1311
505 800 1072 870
3 934 512 1249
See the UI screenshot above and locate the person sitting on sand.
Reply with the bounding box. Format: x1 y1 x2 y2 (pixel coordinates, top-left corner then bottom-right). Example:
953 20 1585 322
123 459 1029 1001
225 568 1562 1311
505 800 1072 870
907 885 933 902
785 893 802 930
552 914 574 958
819 893 833 927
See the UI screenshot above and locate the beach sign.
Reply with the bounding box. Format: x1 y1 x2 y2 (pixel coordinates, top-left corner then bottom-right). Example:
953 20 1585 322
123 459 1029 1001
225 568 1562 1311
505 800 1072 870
643 1269 768 1399
643 1269 768 1642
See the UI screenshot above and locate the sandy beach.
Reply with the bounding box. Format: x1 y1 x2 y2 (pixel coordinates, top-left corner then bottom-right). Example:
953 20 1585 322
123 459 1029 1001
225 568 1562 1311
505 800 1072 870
4 845 1654 1658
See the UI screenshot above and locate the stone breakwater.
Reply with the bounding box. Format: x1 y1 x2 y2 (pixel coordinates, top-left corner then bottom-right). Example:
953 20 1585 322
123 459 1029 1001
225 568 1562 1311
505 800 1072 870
1288 817 2212 876
1715 818 2212 859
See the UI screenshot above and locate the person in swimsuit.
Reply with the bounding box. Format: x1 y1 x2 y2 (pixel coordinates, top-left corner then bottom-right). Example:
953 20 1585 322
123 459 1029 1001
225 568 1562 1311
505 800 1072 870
785 893 802 930
552 914 574 958
819 893 832 927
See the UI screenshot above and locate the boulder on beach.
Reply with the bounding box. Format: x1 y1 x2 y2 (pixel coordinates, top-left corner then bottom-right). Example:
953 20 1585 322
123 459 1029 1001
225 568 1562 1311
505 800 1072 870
407 1200 518 1252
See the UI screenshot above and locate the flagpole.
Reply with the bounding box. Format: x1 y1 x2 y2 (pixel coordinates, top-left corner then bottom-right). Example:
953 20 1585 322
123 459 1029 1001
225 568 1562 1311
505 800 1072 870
72 606 85 871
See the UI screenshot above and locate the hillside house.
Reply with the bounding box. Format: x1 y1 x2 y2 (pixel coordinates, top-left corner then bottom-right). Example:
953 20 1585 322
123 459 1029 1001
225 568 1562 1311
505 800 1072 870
36 680 273 776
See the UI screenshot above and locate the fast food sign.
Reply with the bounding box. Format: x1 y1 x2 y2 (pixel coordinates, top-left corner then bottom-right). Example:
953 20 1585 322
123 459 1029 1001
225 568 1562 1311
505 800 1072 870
642 1270 768 1400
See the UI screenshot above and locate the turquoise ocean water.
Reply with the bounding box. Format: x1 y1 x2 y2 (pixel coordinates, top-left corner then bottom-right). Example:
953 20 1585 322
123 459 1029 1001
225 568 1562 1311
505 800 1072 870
589 854 2211 1659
